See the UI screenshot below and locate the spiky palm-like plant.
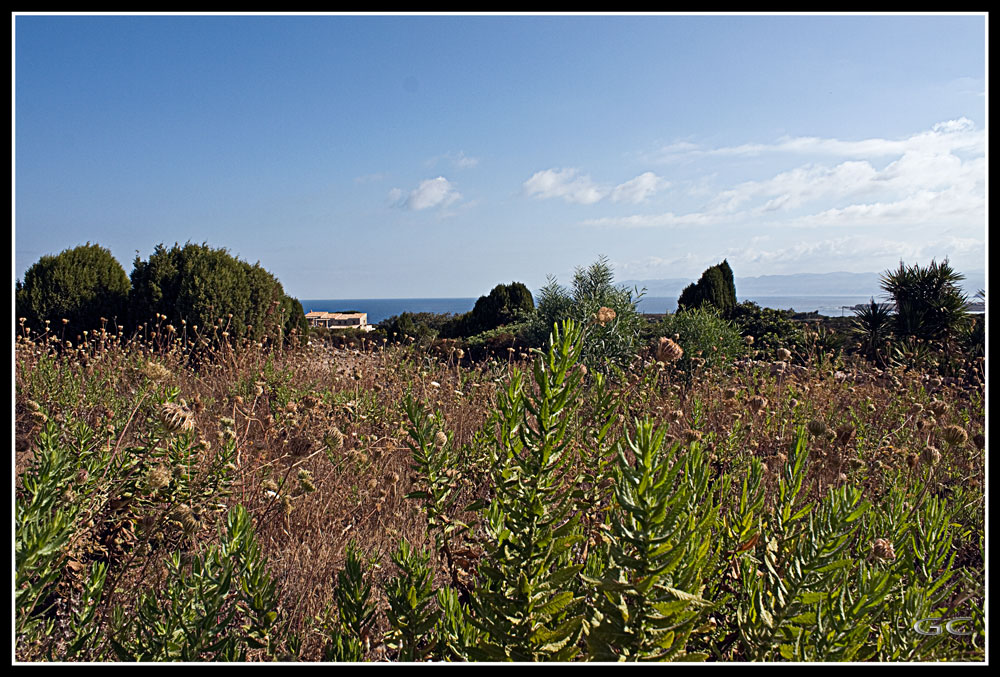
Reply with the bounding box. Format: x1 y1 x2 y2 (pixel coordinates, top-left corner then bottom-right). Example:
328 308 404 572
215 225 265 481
879 260 969 342
852 298 894 367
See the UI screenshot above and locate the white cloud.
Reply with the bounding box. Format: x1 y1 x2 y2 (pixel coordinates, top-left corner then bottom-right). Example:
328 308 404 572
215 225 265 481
610 172 668 204
581 210 724 229
426 150 480 170
523 168 606 205
523 169 666 205
598 119 985 232
728 235 985 272
390 177 461 211
648 117 984 162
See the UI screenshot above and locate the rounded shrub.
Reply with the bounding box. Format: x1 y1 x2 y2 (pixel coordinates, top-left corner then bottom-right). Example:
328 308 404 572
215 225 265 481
128 242 305 344
16 243 130 333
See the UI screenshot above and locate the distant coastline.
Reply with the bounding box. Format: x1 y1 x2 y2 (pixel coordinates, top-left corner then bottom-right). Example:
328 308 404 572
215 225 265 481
301 294 905 324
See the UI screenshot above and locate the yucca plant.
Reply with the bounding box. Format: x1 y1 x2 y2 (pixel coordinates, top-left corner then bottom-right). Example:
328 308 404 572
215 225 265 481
584 420 716 661
852 298 894 368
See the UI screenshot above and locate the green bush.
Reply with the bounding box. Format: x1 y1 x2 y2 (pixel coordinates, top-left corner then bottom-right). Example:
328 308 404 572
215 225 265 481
728 301 808 360
522 256 645 372
376 311 454 347
655 306 747 371
16 243 130 333
128 242 306 343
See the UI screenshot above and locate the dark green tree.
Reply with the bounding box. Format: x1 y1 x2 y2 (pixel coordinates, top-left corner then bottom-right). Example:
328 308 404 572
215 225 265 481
129 242 305 343
677 260 737 314
441 282 534 338
16 243 130 333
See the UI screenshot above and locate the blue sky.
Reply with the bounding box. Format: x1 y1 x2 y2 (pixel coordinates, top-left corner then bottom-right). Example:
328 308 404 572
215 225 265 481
14 13 987 298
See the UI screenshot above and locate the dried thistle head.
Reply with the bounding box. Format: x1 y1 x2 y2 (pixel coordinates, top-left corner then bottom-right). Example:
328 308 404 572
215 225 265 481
807 419 828 437
158 401 195 434
927 399 949 418
143 361 172 383
593 307 616 326
939 424 968 448
655 337 684 364
145 464 172 493
871 538 896 561
921 445 942 466
682 428 703 444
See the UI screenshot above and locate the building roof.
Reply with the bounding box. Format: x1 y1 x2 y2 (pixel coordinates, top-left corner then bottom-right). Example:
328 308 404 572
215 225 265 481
306 311 366 320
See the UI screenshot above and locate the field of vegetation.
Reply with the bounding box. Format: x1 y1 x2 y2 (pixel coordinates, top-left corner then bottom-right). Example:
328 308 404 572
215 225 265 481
14 249 986 662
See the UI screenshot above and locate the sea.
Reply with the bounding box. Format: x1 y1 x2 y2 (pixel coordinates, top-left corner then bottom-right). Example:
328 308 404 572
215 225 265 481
300 295 883 325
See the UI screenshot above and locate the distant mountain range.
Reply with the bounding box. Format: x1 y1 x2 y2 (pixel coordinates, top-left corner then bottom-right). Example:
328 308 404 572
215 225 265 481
618 270 986 299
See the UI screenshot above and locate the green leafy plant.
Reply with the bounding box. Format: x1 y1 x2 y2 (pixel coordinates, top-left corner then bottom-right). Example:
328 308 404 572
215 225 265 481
384 540 441 661
585 421 716 661
466 320 589 660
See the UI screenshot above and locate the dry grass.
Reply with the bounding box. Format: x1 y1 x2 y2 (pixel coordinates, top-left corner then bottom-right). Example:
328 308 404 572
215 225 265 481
14 319 986 661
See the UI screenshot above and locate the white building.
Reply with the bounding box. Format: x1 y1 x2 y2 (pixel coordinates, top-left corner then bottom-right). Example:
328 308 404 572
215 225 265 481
305 311 374 331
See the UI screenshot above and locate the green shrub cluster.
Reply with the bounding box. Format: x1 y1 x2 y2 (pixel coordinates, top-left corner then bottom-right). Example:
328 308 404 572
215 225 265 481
521 256 645 371
16 242 307 344
653 305 748 371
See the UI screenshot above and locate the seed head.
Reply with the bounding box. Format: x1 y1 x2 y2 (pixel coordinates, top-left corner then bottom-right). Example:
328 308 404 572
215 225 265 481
807 419 828 437
682 428 703 444
871 538 896 561
927 399 949 418
298 469 316 493
594 307 616 326
158 401 195 434
655 337 684 363
921 445 942 466
145 464 172 493
143 361 172 383
434 430 448 448
939 424 968 448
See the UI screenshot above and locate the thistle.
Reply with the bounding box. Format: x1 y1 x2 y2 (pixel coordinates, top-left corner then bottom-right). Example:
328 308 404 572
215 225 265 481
871 538 896 561
655 336 684 363
158 402 195 434
807 419 828 437
939 424 968 448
